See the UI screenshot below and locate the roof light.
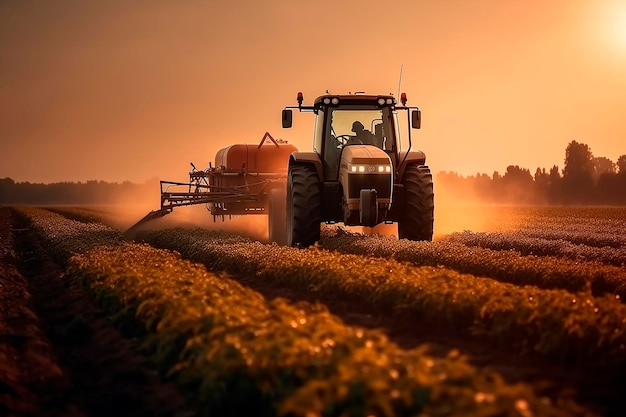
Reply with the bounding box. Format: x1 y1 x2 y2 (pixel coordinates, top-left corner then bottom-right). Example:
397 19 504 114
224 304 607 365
400 92 407 106
386 98 393 105
331 97 339 105
297 92 303 106
323 97 331 105
377 98 385 106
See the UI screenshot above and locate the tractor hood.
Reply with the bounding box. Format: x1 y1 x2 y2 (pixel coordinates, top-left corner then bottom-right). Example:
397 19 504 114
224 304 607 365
339 145 391 168
338 145 393 215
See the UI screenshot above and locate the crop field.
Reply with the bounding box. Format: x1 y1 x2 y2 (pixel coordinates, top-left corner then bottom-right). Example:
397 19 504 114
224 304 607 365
1 205 625 416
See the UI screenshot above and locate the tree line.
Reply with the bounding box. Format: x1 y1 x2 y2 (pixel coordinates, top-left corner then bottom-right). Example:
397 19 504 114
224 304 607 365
0 178 159 205
437 141 626 205
1 140 624 206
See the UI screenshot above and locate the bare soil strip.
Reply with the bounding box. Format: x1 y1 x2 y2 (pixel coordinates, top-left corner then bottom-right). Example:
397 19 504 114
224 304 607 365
1 208 188 417
0 207 84 417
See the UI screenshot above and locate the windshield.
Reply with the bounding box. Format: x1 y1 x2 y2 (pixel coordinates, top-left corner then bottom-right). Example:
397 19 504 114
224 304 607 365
321 107 397 180
328 109 395 150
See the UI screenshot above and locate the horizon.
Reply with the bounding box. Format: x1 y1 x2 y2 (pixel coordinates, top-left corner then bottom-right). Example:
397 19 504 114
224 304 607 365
2 138 622 185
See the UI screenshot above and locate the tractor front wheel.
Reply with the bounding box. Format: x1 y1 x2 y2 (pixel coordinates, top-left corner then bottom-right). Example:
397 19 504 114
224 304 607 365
287 164 321 247
398 164 434 241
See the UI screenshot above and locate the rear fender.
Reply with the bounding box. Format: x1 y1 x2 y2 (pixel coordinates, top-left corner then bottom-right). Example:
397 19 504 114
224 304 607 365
289 152 323 181
397 150 426 181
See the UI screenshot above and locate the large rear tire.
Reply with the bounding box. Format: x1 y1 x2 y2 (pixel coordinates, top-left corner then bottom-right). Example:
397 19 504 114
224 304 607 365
268 187 287 245
398 164 434 241
287 164 321 247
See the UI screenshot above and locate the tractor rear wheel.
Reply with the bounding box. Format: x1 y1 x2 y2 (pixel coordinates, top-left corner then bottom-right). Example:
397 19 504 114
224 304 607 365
287 163 321 247
268 187 287 245
398 164 434 241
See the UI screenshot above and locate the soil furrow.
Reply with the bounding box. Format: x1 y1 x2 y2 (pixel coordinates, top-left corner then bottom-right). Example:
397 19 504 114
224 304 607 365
1 207 83 417
6 208 188 417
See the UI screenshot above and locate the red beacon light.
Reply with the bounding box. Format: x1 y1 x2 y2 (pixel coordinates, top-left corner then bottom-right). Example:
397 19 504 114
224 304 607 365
400 92 407 106
297 92 304 107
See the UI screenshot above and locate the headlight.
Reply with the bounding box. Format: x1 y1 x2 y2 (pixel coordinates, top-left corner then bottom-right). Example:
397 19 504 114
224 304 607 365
350 164 391 173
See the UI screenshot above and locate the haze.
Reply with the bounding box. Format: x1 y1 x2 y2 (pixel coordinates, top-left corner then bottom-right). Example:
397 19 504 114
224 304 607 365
1 0 625 184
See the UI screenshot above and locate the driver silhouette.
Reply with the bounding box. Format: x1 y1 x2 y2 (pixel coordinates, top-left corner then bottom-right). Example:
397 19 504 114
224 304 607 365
348 121 376 145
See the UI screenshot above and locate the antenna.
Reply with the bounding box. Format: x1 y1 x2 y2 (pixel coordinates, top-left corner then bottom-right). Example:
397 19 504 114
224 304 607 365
396 64 403 98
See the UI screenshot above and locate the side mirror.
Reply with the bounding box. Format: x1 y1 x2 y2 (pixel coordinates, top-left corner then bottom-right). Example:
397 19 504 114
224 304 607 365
282 109 293 128
411 109 421 129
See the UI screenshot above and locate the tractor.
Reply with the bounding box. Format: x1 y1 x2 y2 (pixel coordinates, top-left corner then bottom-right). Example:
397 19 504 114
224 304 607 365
281 92 434 247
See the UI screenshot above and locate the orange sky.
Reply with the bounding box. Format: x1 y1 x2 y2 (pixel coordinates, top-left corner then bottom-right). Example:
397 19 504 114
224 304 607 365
1 0 625 184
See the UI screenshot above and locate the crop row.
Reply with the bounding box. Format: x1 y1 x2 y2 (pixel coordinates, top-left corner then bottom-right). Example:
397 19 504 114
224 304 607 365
320 228 626 299
44 206 106 224
472 206 626 248
505 206 626 226
137 227 626 373
513 227 626 249
443 231 626 267
18 208 576 416
517 209 626 248
17 207 124 263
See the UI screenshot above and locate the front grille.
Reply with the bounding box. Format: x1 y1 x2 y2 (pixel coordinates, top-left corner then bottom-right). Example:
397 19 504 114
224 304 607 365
347 174 391 199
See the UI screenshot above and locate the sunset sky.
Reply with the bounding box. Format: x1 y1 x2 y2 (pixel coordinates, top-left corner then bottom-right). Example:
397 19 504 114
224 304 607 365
1 0 625 184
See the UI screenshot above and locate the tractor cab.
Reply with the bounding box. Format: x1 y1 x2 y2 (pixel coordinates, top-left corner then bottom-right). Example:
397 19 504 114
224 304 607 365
283 93 421 181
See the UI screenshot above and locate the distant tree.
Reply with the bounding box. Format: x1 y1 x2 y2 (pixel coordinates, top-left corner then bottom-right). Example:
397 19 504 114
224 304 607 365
592 156 616 182
500 165 534 203
473 173 493 202
562 141 594 203
534 168 550 203
490 171 503 202
548 165 562 203
503 165 532 181
0 177 15 203
617 155 626 174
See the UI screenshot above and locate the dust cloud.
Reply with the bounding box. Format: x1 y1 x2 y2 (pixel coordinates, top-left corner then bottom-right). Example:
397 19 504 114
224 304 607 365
103 202 270 242
96 157 524 243
341 179 525 241
433 180 525 238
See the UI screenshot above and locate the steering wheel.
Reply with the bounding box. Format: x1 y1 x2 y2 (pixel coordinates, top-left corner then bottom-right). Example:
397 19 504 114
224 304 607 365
334 134 354 147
